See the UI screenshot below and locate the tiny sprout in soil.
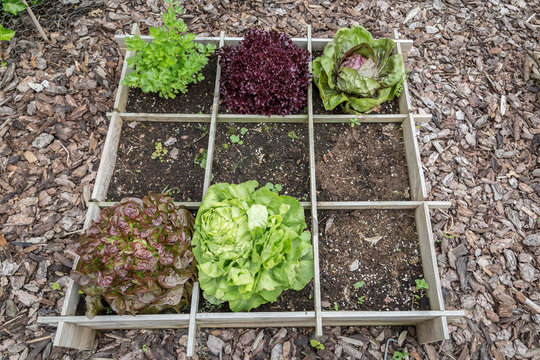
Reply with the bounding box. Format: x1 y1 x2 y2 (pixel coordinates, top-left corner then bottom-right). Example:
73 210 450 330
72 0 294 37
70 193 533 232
51 282 61 291
264 182 283 193
162 185 182 196
358 295 365 304
151 142 167 162
240 127 248 135
142 344 148 352
222 143 229 149
287 130 299 139
349 118 361 127
333 302 339 311
354 281 365 289
392 350 409 360
415 279 429 291
443 233 455 239
194 148 207 168
310 340 325 350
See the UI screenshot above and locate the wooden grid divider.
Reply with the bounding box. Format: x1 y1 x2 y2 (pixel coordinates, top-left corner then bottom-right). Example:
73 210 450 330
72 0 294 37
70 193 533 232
37 28 464 353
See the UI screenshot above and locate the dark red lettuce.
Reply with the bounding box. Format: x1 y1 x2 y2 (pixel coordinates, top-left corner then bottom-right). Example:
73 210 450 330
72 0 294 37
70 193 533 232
72 194 196 318
219 29 311 116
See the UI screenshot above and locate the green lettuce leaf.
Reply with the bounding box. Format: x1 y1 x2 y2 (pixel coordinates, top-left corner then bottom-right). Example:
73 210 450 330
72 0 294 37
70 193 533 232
312 26 405 114
193 181 313 312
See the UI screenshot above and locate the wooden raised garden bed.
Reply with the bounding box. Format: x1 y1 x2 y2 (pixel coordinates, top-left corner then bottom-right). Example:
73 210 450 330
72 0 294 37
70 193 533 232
37 24 464 355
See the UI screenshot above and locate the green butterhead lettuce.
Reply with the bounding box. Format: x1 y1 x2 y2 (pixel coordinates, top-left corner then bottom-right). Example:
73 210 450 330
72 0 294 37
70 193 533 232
193 181 313 311
312 26 405 114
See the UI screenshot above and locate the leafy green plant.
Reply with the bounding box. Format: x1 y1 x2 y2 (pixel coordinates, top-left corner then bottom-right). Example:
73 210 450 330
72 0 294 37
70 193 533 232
72 194 197 318
51 282 61 291
333 302 339 311
287 131 299 140
354 281 365 289
358 295 365 304
151 142 168 162
142 344 148 352
194 148 207 168
192 181 313 312
415 278 429 291
240 127 248 135
230 134 243 145
310 339 325 350
264 182 283 193
349 117 361 127
392 350 409 360
312 26 405 114
123 0 216 99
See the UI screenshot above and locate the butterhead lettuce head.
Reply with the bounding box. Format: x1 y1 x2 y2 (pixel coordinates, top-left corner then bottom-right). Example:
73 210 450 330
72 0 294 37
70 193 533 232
313 26 405 114
193 181 313 311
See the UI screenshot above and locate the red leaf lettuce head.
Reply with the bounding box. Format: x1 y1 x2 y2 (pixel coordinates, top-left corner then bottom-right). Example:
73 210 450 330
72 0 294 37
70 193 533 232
72 193 196 318
219 28 311 116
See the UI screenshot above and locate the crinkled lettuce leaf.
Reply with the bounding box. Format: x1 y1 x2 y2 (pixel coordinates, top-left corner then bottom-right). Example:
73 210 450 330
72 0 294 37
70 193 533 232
193 181 313 312
313 26 405 114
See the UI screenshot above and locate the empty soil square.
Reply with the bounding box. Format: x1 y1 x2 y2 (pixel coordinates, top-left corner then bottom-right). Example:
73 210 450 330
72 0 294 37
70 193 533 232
311 51 400 115
315 122 410 201
319 209 424 311
108 122 209 202
211 123 310 200
125 55 217 114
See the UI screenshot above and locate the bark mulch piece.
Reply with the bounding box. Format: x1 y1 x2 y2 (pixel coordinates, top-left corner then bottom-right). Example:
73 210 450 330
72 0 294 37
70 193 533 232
125 55 217 114
211 123 310 200
108 122 208 202
319 209 424 311
315 122 410 201
311 51 401 115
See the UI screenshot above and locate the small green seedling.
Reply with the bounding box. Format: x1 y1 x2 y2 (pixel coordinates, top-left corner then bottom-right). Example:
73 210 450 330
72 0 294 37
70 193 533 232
287 130 299 139
78 290 84 295
415 124 422 129
309 294 312 300
310 339 325 351
263 125 270 132
334 302 339 311
264 182 283 193
349 117 361 127
358 295 365 304
240 127 248 135
222 143 230 149
230 134 243 145
51 282 61 291
353 281 365 289
151 142 168 163
142 344 148 352
392 350 409 360
194 149 207 169
396 248 401 252
415 278 429 291
443 233 455 239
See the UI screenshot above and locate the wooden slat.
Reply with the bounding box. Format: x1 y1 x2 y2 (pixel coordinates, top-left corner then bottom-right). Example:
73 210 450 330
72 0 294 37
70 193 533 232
39 314 190 329
416 203 445 311
393 31 413 114
202 31 224 194
92 200 451 210
196 312 316 328
311 38 412 53
307 26 323 338
413 114 433 123
313 114 406 123
107 113 211 122
91 112 123 201
114 24 140 112
186 282 200 357
417 316 449 344
403 113 427 201
53 203 101 349
217 114 307 123
322 310 462 326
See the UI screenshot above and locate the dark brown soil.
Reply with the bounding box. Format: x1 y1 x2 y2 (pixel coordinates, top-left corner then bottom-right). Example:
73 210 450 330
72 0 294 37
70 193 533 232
125 55 217 114
319 209 425 311
108 122 208 202
315 122 410 201
211 123 310 200
311 51 400 115
198 212 314 313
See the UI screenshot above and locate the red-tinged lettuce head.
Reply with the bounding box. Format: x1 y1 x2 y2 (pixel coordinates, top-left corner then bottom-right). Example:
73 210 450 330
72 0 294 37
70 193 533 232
72 194 196 318
219 29 311 116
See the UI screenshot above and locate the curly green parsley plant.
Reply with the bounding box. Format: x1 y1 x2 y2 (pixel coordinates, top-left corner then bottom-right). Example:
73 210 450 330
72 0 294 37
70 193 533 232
123 0 216 99
312 26 405 114
192 181 314 311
